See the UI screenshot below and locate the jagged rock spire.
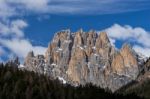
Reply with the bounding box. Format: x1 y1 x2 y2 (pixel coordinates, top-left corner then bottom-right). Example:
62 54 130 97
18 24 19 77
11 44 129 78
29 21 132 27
73 30 84 47
24 51 34 66
96 32 110 48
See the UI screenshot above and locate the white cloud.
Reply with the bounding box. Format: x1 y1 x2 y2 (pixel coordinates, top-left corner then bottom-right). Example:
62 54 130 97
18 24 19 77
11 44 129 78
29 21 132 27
0 0 48 61
0 0 16 18
0 19 28 37
105 24 150 47
0 0 50 19
105 24 150 57
109 38 116 47
46 0 150 14
0 19 47 61
133 46 150 57
10 20 28 37
0 38 46 58
0 0 150 19
7 0 50 12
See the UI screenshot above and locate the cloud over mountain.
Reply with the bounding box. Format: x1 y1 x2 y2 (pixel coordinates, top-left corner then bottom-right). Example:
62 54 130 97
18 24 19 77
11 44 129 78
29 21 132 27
0 19 27 37
105 24 150 57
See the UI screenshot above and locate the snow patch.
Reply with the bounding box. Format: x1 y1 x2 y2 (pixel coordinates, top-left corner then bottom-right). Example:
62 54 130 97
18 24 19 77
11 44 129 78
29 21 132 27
64 40 72 43
88 62 91 68
102 65 106 69
58 48 63 51
19 64 25 68
115 73 131 78
94 54 99 56
58 77 67 84
44 66 47 74
18 64 25 70
56 50 59 52
19 64 24 67
84 45 87 48
51 63 56 66
79 46 84 50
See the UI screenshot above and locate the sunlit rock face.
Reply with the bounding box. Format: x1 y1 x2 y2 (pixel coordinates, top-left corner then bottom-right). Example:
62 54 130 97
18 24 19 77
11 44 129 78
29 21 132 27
24 29 140 92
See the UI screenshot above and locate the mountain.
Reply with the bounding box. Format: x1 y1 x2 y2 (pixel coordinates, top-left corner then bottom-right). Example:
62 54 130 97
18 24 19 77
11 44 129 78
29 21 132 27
117 58 150 99
23 29 146 92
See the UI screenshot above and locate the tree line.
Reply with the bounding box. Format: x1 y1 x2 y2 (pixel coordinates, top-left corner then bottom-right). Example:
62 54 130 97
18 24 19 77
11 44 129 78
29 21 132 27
0 63 144 99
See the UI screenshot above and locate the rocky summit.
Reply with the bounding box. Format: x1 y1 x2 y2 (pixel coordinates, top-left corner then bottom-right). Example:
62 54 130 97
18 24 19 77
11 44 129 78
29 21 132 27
24 29 145 92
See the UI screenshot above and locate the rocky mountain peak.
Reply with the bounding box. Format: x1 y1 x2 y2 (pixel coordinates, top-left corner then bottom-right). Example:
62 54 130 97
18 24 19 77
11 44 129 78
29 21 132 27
73 30 84 47
86 30 97 47
99 32 110 43
121 43 132 52
96 32 110 47
24 29 142 92
24 51 34 66
111 43 139 79
120 43 138 69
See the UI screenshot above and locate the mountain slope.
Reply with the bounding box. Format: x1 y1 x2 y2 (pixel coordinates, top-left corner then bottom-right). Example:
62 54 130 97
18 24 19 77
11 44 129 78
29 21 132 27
117 58 150 99
0 63 143 99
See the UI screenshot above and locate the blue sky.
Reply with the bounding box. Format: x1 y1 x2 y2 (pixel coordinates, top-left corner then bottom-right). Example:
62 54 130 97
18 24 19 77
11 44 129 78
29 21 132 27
0 0 150 62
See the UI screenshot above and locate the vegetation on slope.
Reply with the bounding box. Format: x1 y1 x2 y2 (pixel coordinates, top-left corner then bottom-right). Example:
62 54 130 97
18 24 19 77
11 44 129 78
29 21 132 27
118 79 150 99
0 63 143 99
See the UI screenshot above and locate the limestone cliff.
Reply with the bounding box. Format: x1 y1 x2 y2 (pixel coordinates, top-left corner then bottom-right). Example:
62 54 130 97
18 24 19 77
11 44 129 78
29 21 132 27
24 29 141 92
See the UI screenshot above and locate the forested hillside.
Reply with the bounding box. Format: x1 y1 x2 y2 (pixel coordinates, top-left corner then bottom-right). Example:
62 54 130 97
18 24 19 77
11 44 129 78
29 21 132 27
0 63 143 99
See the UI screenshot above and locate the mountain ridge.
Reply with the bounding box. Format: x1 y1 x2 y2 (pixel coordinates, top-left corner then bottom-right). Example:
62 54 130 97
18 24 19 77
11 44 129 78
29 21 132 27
23 29 147 92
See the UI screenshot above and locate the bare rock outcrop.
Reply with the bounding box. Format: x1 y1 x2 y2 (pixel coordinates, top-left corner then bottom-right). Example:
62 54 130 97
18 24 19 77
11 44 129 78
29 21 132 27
24 29 141 92
111 44 139 79
24 51 45 74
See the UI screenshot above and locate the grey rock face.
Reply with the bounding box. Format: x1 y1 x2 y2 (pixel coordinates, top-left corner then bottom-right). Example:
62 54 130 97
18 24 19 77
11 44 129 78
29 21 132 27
24 52 45 74
24 29 140 92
